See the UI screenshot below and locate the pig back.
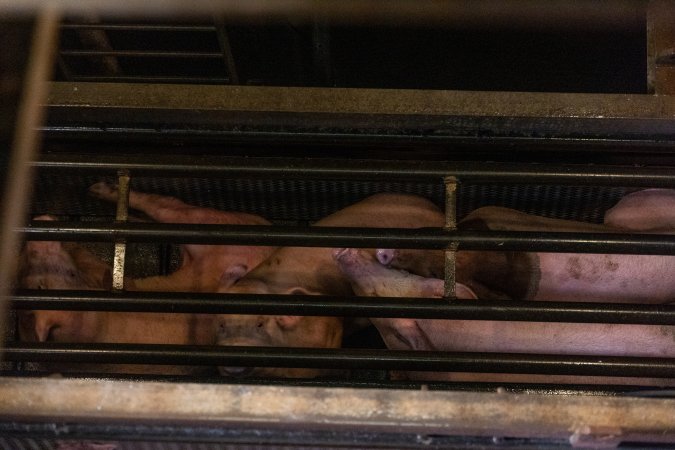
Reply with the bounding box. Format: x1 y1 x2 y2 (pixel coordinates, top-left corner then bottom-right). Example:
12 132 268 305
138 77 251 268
239 193 445 296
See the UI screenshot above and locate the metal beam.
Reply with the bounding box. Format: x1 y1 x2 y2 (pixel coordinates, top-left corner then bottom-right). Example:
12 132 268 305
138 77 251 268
0 378 673 446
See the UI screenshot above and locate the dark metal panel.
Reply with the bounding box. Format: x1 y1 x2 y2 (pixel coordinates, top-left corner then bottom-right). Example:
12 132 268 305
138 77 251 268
44 82 675 149
0 1 647 28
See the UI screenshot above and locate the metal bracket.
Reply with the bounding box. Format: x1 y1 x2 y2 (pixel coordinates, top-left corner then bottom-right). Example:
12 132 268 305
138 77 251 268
443 176 457 299
112 170 130 291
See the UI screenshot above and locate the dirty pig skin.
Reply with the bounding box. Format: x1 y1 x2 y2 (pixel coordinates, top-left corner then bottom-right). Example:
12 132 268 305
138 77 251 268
17 185 275 375
335 247 675 387
378 189 675 304
216 193 445 378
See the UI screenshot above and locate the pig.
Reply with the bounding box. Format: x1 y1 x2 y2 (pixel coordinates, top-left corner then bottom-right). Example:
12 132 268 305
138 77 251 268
88 181 275 293
216 193 445 378
17 231 214 375
377 199 675 303
604 188 675 231
335 247 675 386
17 184 275 374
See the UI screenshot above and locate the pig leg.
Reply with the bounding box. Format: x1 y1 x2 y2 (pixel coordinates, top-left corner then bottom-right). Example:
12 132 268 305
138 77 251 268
89 181 268 226
604 188 675 231
89 182 274 292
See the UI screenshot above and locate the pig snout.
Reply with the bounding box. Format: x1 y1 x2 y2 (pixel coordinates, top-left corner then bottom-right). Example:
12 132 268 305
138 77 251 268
19 310 64 342
216 314 278 377
375 248 397 266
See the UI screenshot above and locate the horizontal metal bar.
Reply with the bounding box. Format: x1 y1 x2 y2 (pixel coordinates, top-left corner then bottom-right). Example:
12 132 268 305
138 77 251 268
48 82 675 119
60 50 223 58
70 75 231 83
60 24 216 32
1 378 674 447
33 154 675 185
5 342 675 377
12 290 675 324
43 83 675 149
19 221 675 254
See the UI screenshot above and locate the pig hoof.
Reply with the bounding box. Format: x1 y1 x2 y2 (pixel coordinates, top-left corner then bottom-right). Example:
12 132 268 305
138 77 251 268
88 182 119 201
219 366 255 377
376 248 396 266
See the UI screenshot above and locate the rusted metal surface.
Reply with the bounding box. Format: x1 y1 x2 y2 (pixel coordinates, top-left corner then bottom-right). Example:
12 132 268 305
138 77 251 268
647 0 675 94
443 177 457 299
111 171 130 291
47 82 675 118
0 9 60 354
0 378 673 447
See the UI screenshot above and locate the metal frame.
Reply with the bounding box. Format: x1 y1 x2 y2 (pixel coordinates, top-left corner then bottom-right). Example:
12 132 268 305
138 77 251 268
1 378 674 447
2 4 675 447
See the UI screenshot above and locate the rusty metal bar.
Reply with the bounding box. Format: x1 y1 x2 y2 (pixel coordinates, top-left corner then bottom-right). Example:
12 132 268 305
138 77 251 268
112 171 130 291
47 81 675 118
0 378 673 446
0 8 60 355
443 177 457 299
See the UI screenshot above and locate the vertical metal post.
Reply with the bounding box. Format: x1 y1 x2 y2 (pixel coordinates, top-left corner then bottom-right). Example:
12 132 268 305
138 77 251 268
312 19 332 85
443 177 458 299
214 19 239 85
647 0 675 94
112 170 130 291
0 8 60 354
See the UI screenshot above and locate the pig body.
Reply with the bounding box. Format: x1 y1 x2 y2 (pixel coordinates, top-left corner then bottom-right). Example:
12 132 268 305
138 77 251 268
335 247 675 386
379 199 675 303
17 185 275 375
604 188 675 231
89 182 274 293
217 193 445 378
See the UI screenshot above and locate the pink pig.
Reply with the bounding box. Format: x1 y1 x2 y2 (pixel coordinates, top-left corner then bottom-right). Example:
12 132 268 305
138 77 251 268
16 184 275 374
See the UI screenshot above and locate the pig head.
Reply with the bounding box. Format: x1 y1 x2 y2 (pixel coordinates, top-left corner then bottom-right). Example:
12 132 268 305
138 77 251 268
17 216 111 343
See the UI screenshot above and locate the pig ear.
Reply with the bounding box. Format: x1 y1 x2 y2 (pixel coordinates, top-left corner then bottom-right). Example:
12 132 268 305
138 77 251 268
455 282 478 300
219 264 248 287
285 286 321 296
